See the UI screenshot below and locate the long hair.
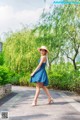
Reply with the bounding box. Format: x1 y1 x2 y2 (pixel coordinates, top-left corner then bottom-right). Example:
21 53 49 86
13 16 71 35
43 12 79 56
46 54 49 68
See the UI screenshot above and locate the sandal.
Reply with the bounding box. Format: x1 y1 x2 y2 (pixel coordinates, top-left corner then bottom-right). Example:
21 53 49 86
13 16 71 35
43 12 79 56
32 101 37 106
48 98 54 104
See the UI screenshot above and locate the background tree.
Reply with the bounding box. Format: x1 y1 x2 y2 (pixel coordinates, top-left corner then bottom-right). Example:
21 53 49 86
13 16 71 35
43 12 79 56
3 29 39 74
34 4 80 70
2 3 80 92
59 5 80 70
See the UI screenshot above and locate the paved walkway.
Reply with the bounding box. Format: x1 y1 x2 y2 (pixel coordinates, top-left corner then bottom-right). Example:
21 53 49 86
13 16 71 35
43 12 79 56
0 86 80 120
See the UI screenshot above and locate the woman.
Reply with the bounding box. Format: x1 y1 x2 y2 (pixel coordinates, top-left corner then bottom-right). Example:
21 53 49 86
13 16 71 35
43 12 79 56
30 46 53 106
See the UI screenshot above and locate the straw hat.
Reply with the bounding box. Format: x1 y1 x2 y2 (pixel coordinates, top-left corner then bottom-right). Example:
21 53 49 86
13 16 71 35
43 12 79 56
38 46 49 53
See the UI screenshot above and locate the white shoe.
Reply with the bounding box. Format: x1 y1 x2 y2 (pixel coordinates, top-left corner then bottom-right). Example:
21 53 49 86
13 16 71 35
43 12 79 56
32 101 37 106
48 98 54 104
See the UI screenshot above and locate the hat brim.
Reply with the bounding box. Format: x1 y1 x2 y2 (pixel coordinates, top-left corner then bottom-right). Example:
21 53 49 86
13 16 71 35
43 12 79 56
38 48 48 53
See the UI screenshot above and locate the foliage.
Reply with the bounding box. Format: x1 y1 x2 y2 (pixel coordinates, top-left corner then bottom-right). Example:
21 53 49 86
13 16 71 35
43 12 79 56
19 72 32 86
0 52 4 65
48 63 80 93
3 4 80 71
1 4 80 93
0 66 10 85
3 30 39 74
8 72 21 85
35 4 80 70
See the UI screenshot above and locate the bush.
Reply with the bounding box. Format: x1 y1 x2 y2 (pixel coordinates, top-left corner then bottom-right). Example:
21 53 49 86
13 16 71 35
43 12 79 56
19 72 30 86
0 62 79 93
0 53 4 65
0 66 33 86
48 63 80 93
8 72 35 87
8 73 20 85
70 71 80 93
0 66 10 85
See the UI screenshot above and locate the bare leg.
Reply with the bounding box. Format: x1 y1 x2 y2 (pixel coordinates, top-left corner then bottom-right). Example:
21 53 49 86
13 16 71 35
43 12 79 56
34 83 40 102
42 86 53 103
32 83 42 106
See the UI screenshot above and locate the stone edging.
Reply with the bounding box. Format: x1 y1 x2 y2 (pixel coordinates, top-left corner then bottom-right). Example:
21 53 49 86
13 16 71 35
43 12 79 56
0 84 12 99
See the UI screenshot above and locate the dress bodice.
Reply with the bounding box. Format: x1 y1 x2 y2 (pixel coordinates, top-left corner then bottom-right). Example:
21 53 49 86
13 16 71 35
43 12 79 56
38 59 46 69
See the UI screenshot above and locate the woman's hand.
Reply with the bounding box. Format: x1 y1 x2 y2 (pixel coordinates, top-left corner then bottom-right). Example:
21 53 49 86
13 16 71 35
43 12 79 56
31 72 35 77
31 56 46 77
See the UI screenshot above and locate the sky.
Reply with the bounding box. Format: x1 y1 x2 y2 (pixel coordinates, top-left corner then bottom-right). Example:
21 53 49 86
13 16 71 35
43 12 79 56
0 0 52 40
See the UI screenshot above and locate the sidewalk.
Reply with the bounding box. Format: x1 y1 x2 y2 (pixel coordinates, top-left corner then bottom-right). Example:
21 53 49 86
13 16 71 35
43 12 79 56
0 86 80 120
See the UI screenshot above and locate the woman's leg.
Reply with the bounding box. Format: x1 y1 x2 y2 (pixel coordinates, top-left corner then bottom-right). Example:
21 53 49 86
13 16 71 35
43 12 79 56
33 83 40 102
42 86 53 103
32 83 42 105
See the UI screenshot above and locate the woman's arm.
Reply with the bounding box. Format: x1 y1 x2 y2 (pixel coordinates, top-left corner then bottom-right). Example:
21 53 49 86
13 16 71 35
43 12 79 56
31 56 46 76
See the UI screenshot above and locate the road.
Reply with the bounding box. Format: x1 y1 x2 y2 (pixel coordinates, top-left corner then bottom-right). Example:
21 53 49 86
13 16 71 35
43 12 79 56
0 86 80 120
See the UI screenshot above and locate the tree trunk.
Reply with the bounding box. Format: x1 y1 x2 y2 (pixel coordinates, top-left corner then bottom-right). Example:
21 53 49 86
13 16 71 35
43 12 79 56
48 62 51 71
73 59 77 70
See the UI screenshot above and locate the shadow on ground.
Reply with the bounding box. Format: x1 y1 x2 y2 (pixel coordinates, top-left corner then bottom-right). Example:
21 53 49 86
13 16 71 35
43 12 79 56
0 92 18 106
10 113 49 120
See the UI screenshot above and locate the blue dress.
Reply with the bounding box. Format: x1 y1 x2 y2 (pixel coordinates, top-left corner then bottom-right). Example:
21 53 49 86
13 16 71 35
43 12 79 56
30 60 49 86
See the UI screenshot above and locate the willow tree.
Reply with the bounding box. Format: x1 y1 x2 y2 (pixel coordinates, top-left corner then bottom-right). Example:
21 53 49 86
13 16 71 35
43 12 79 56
3 3 80 72
3 29 39 73
59 5 80 70
31 6 67 68
32 4 80 70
